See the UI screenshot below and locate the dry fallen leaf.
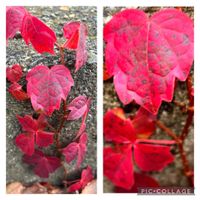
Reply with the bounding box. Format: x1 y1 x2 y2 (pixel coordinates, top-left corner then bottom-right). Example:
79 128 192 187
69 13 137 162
6 182 25 194
81 180 97 194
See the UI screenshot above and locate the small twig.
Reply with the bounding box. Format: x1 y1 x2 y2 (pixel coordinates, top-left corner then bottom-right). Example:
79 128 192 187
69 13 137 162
178 142 194 186
55 100 68 179
156 120 193 186
180 75 194 141
155 120 181 143
173 100 193 113
55 42 65 65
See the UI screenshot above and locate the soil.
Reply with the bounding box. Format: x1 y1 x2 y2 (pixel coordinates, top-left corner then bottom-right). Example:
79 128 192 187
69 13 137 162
103 7 194 192
6 6 97 187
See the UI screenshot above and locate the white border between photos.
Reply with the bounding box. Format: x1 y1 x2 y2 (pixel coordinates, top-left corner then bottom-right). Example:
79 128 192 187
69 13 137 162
0 0 199 200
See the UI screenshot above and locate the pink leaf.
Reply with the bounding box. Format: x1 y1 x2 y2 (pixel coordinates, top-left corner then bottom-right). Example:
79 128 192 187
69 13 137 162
67 96 89 120
63 22 80 49
23 150 61 178
6 6 27 42
8 82 29 101
68 166 93 192
115 173 159 193
15 133 34 156
104 8 194 114
134 139 175 171
104 145 134 189
75 23 87 72
26 65 74 116
21 13 57 54
62 133 88 168
6 64 23 83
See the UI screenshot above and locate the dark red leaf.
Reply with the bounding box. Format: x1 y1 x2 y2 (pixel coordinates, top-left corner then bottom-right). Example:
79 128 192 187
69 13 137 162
6 64 23 83
15 132 34 156
17 115 38 133
63 22 80 49
35 131 54 147
104 145 134 189
134 139 175 171
16 114 54 154
62 133 88 168
67 96 89 120
68 166 93 192
26 65 74 116
104 8 194 114
6 6 27 42
115 173 159 193
8 82 29 101
37 114 48 130
132 107 156 139
104 107 155 143
23 150 61 178
104 108 136 143
21 13 56 54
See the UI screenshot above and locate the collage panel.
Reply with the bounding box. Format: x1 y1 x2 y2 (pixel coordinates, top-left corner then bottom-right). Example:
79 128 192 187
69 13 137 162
6 6 97 194
103 6 194 194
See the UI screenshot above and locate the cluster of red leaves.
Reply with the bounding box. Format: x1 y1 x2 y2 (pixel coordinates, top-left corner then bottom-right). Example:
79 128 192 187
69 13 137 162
6 6 94 191
103 108 175 191
6 64 28 100
104 8 194 114
6 6 88 71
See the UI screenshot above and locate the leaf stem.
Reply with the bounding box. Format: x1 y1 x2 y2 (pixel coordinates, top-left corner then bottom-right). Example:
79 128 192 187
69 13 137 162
155 120 181 143
55 100 68 178
55 42 65 65
179 75 194 141
156 120 193 186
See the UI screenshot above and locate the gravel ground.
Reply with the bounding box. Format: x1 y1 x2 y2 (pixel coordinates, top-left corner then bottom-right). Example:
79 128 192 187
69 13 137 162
6 6 97 186
103 7 194 192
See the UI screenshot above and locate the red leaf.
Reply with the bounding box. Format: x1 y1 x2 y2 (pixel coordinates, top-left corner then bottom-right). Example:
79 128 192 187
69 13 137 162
63 22 88 72
62 133 88 168
103 64 112 81
6 6 27 42
35 131 54 147
8 82 29 101
104 107 155 143
132 107 156 139
67 96 89 120
68 166 93 192
21 13 56 54
6 64 23 83
104 145 134 189
104 108 136 143
26 65 74 116
17 115 38 133
104 8 194 114
134 139 175 171
15 132 34 156
16 114 54 154
23 150 61 178
63 22 80 49
115 173 159 193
